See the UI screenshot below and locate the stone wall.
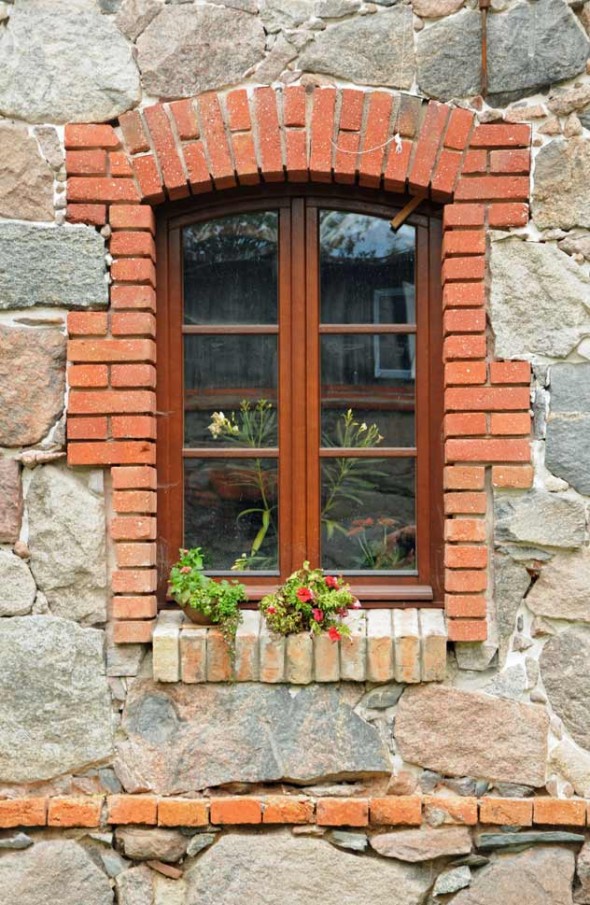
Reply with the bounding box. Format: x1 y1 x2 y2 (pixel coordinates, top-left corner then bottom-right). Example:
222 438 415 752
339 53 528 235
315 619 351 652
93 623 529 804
1 0 590 902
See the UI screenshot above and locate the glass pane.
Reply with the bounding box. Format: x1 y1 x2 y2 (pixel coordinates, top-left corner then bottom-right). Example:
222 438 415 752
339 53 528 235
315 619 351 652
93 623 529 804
183 212 278 325
321 458 416 572
184 335 277 447
320 210 415 324
321 335 415 448
184 458 278 571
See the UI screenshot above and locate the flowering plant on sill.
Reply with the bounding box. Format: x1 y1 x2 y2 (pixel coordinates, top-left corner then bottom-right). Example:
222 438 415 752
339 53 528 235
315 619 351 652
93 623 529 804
259 561 360 642
168 547 246 655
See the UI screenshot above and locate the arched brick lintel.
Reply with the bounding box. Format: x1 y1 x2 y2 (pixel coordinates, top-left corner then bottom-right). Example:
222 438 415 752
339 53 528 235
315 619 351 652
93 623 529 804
64 86 534 646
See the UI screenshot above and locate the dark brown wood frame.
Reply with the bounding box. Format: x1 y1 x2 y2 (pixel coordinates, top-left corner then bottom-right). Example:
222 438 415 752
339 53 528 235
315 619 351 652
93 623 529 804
156 185 444 607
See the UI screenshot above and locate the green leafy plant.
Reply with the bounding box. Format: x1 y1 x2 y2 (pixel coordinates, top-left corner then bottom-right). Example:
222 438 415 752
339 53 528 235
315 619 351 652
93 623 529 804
259 561 360 640
168 547 245 657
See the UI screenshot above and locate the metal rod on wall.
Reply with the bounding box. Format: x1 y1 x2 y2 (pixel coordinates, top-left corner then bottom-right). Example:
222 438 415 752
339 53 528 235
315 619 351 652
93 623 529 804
480 0 491 97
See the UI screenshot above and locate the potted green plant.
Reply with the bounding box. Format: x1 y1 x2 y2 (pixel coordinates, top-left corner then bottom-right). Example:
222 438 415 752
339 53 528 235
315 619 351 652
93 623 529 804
168 547 245 654
259 561 360 642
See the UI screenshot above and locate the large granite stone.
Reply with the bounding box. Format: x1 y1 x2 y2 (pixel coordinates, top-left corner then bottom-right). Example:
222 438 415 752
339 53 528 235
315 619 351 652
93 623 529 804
549 363 590 413
494 554 531 665
0 616 113 782
0 325 65 448
260 0 316 31
534 138 590 230
116 681 391 794
115 0 163 40
494 490 586 550
0 223 108 310
0 123 54 221
412 0 463 17
416 0 589 102
548 738 590 798
27 466 107 625
395 685 549 786
184 832 432 905
115 865 154 905
451 846 575 905
115 827 187 862
300 7 415 88
545 363 590 493
0 551 36 617
541 627 590 751
137 5 265 97
526 548 590 623
370 826 472 861
0 458 22 543
489 234 590 361
0 1 140 123
0 840 113 905
577 839 590 904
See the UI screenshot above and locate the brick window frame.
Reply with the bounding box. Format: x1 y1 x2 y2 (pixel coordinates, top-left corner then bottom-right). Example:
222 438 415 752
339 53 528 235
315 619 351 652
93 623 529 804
64 86 533 647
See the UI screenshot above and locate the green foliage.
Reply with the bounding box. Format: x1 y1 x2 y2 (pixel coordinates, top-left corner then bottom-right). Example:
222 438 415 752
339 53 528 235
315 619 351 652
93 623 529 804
259 561 359 640
168 547 245 655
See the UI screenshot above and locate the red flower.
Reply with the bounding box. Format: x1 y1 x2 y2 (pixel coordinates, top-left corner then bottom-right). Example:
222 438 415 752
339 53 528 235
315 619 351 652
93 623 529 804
296 587 314 603
325 575 339 590
328 626 341 642
267 606 276 615
312 608 324 623
338 607 348 617
180 566 192 574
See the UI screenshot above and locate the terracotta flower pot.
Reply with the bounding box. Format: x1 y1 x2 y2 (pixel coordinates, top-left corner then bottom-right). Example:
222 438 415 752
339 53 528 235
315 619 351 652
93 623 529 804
179 604 214 626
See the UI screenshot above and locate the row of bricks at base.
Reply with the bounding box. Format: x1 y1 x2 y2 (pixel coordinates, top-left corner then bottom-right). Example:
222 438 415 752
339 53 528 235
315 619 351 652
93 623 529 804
2 795 590 831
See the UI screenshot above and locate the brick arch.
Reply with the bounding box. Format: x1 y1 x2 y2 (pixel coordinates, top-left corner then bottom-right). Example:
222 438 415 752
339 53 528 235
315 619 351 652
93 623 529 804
64 86 533 647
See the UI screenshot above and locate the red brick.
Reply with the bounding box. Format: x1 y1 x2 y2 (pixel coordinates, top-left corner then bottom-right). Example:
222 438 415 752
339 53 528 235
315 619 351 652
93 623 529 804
409 101 450 191
444 308 486 335
491 464 534 488
232 132 259 185
470 123 531 147
444 465 485 490
490 148 530 174
359 91 393 187
113 489 157 513
444 492 487 515
284 86 308 127
443 282 485 308
108 795 158 825
67 203 107 226
333 130 360 184
110 205 155 232
144 104 188 199
383 138 412 192
445 594 487 618
112 620 155 643
65 124 119 149
533 798 586 826
68 441 155 467
210 797 262 825
445 518 486 542
443 203 485 228
448 619 487 642
119 110 151 154
370 797 422 826
309 88 336 183
68 364 109 388
442 255 485 282
285 129 308 181
444 335 487 360
67 312 108 336
444 106 474 150
198 93 236 188
111 285 156 311
110 152 133 177
69 389 155 415
111 312 156 336
444 412 487 437
446 438 530 463
111 364 156 388
112 415 157 440
339 88 365 131
169 99 199 140
226 89 251 131
48 797 103 828
111 257 156 285
445 545 488 569
445 362 487 386
461 149 487 174
479 797 533 826
455 176 529 201
111 515 157 540
489 202 529 228
424 795 478 825
67 176 139 203
431 147 462 198
158 799 209 827
112 465 157 489
110 232 156 259
67 416 108 440
445 386 530 412
0 798 47 828
116 543 157 568
316 798 369 827
490 361 531 384
112 569 157 594
112 595 158 619
491 412 531 435
183 141 212 193
263 797 314 824
132 154 165 203
443 229 486 257
396 94 422 138
66 149 107 175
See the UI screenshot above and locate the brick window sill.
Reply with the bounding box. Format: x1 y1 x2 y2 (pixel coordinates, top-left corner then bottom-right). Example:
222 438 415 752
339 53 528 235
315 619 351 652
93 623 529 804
152 609 447 685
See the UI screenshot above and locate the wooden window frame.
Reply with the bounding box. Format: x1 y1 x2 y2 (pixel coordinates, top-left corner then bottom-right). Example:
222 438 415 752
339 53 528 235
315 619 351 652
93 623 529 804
156 184 444 607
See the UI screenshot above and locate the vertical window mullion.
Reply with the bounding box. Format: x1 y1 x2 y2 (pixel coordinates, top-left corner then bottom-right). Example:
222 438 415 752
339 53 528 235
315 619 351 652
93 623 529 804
415 223 431 589
289 198 309 572
304 202 321 568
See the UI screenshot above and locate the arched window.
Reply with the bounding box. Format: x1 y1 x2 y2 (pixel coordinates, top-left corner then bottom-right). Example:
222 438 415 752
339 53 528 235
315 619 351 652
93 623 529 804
157 187 443 605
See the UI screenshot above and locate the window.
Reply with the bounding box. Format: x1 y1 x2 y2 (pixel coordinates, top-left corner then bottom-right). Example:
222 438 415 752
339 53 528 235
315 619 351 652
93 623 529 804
157 189 443 604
